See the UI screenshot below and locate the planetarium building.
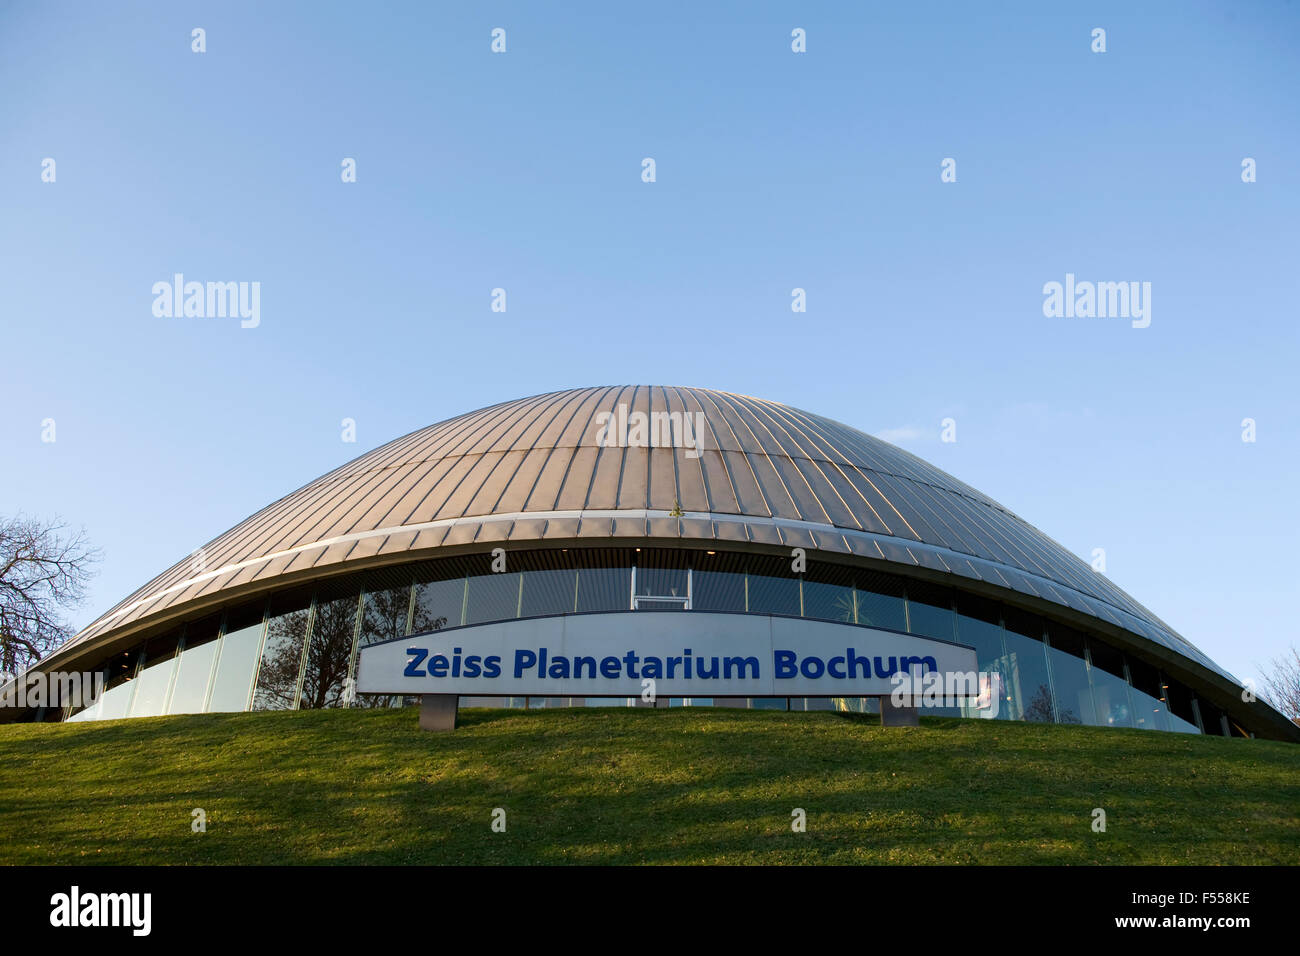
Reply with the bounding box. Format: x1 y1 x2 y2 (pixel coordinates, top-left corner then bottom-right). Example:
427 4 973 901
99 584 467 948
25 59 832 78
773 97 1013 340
9 386 1296 741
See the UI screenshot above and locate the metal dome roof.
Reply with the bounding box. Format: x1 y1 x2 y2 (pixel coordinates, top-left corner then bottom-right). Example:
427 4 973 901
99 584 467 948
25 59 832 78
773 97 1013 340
63 385 1224 679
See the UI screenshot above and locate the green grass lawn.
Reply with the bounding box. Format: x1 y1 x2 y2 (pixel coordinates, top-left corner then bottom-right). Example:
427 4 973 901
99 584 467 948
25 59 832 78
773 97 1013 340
0 706 1296 865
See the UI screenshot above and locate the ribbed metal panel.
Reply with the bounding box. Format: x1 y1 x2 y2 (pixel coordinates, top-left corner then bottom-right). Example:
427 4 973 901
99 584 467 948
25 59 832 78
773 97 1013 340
58 386 1221 679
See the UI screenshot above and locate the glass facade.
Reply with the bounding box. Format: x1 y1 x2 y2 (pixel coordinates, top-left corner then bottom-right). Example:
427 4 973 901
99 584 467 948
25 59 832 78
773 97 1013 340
300 579 360 710
1086 639 1135 729
746 557 801 617
55 547 1237 736
1002 608 1054 723
412 573 465 632
1127 655 1172 733
168 613 221 715
857 572 907 632
208 601 266 713
88 649 138 721
954 595 1010 718
253 588 312 711
692 553 747 613
576 565 631 612
1163 678 1201 734
128 629 181 718
1043 625 1095 726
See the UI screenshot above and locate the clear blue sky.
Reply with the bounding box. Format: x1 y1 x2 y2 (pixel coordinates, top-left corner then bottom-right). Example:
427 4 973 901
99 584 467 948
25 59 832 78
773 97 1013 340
2 1 1296 690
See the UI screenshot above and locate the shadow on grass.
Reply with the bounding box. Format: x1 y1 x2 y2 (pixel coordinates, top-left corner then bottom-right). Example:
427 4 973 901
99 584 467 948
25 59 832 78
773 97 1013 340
1 707 1296 865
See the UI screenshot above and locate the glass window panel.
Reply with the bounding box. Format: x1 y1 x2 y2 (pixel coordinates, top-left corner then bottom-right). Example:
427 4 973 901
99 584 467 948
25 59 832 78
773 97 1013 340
1047 623 1086 658
635 571 690 601
792 698 836 711
693 570 746 612
1044 627 1095 725
520 568 577 617
636 550 689 590
575 566 630 612
465 572 521 625
1162 675 1200 733
252 588 312 711
1005 634 1054 722
459 696 525 707
738 556 798 616
300 579 360 710
1002 607 1045 640
1086 639 1134 728
1088 665 1135 729
129 629 182 718
95 672 137 720
412 575 464 632
804 562 856 588
747 574 800 617
800 562 855 622
691 556 747 612
526 696 588 708
905 583 955 641
954 609 1006 667
1197 698 1227 737
832 697 878 714
358 570 414 646
854 573 907 631
954 596 1010 718
208 601 266 713
802 580 855 623
1088 638 1127 679
169 613 222 715
1167 712 1199 734
1126 656 1171 732
355 570 414 709
1001 609 1053 723
102 649 138 691
904 584 960 716
83 646 141 721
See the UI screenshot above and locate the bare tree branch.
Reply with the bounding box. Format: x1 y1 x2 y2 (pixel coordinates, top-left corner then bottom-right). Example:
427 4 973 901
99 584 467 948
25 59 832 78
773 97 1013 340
0 515 101 675
1259 645 1300 726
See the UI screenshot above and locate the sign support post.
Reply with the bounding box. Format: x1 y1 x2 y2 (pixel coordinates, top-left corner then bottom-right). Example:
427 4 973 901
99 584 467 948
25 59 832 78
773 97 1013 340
419 694 459 732
880 695 919 727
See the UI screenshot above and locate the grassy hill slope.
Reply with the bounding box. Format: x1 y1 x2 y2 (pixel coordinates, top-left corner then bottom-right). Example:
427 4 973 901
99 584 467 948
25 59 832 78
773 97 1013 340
0 707 1296 865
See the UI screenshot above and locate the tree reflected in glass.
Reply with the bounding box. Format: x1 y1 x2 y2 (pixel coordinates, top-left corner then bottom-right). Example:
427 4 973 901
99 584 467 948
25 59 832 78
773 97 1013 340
299 593 358 709
354 584 446 709
1022 683 1056 723
252 604 310 710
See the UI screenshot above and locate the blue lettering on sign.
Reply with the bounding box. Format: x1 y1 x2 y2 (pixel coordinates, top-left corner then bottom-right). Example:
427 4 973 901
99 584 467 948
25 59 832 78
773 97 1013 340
774 649 797 678
404 647 428 677
403 646 938 682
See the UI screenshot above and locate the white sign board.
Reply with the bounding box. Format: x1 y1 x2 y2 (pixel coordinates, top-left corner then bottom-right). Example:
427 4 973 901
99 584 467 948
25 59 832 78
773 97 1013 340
357 611 976 698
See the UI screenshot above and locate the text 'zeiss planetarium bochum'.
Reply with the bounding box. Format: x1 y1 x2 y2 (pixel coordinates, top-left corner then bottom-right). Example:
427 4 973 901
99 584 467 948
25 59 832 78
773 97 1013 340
9 386 1296 741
